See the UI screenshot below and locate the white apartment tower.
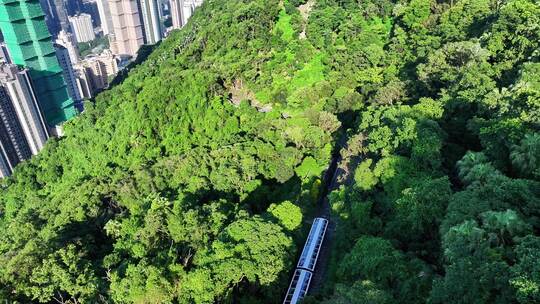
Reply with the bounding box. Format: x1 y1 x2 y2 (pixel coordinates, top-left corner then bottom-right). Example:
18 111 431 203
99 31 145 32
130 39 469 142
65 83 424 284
108 0 145 57
170 0 203 29
74 67 93 100
140 0 163 44
170 0 181 29
55 45 83 105
69 13 96 43
56 30 80 64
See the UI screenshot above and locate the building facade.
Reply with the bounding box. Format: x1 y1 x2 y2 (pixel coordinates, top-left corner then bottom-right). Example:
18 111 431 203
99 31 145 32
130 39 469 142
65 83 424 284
96 0 113 35
108 0 144 57
39 0 60 35
140 0 163 44
170 0 202 29
66 0 84 16
74 49 118 98
55 44 83 106
53 0 70 32
74 67 93 99
0 0 78 126
169 0 182 29
0 63 50 177
0 82 31 178
0 64 49 155
69 13 96 43
38 0 70 36
82 0 101 27
56 30 80 64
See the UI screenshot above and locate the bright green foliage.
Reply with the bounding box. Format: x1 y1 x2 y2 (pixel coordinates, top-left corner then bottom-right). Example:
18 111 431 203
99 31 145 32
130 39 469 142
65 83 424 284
110 262 175 304
335 236 431 303
437 0 492 42
267 201 303 231
456 152 488 179
296 157 324 180
179 217 293 303
432 209 533 304
354 159 378 191
385 177 451 244
275 9 295 42
431 220 514 304
484 0 540 81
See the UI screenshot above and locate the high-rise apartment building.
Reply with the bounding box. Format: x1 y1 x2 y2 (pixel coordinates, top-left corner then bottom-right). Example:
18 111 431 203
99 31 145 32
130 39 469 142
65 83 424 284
74 49 118 97
0 0 78 126
108 0 144 57
0 63 49 177
53 0 69 32
56 30 80 64
0 82 31 178
96 0 113 35
170 0 202 29
140 0 163 44
0 95 29 178
158 0 166 20
39 0 58 34
169 0 181 29
74 67 92 99
0 64 49 155
55 44 83 106
69 13 96 43
95 49 118 79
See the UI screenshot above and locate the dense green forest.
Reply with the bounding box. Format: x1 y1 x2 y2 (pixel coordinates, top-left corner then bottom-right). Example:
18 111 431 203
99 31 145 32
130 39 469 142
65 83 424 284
1 0 539 303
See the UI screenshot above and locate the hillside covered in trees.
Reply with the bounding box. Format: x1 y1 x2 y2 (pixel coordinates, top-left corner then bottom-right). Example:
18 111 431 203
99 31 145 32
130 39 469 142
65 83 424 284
1 0 539 303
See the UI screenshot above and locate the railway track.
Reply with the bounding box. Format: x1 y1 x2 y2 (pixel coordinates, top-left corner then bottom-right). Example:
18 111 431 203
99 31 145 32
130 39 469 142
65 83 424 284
283 133 350 303
309 140 343 293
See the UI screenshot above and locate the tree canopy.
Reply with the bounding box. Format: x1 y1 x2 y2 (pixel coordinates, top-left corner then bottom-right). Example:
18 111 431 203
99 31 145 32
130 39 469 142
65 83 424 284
1 0 539 303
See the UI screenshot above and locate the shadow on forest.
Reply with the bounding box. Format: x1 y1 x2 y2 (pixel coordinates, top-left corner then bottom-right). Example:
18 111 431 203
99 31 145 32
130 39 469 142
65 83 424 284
108 43 160 89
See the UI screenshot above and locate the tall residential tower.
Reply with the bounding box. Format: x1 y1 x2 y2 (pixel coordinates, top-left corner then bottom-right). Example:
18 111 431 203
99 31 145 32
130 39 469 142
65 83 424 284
170 0 202 29
108 0 144 57
56 30 80 64
38 0 69 35
68 13 96 43
139 0 162 44
0 0 78 126
96 0 113 35
55 44 83 106
0 63 49 177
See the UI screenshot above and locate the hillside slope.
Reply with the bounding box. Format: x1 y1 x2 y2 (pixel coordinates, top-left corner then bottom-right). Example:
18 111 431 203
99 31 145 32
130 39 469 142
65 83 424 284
1 0 540 303
0 0 338 302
